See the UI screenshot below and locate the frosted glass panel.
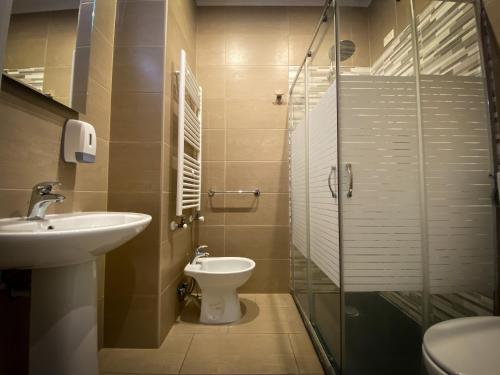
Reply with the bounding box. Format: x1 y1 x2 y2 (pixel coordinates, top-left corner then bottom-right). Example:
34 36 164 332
309 82 340 287
340 76 422 292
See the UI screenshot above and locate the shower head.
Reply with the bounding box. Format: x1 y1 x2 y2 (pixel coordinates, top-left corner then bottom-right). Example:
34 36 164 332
329 40 356 62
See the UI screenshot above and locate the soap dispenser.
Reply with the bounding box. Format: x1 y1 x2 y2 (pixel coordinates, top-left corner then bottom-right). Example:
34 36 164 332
63 119 97 163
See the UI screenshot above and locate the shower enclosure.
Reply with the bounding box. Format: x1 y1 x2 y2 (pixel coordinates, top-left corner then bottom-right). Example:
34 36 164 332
288 1 498 374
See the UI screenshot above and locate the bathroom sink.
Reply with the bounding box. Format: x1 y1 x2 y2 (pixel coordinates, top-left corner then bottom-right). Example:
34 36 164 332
0 211 151 375
0 211 151 269
423 316 500 375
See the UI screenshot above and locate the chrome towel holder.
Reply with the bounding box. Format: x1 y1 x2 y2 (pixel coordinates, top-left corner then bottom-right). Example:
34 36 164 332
208 188 261 197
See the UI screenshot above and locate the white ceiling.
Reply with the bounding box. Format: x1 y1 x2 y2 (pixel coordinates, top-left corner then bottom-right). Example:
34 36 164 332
196 0 372 6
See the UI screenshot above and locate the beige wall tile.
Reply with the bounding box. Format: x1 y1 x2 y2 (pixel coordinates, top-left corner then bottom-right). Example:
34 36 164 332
197 226 225 256
72 191 108 212
225 7 288 35
74 137 109 191
196 7 225 35
80 78 112 141
225 99 287 129
110 93 163 142
226 226 289 259
45 35 76 68
115 0 165 47
225 66 288 100
0 189 30 218
368 0 396 63
201 98 225 129
159 278 185 340
112 46 164 93
202 129 225 161
226 161 288 193
94 0 117 43
103 294 159 348
196 34 225 66
4 38 46 69
0 100 66 189
197 66 225 99
225 34 288 66
225 193 289 226
485 0 500 43
163 144 175 193
106 192 161 295
288 6 323 36
108 142 161 192
89 28 114 91
160 236 191 290
43 66 72 100
239 259 290 293
289 34 312 66
199 194 225 226
226 129 287 161
7 12 49 40
169 0 197 49
202 161 225 192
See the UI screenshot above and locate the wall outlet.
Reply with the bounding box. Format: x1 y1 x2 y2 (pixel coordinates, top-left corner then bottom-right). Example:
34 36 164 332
384 29 395 47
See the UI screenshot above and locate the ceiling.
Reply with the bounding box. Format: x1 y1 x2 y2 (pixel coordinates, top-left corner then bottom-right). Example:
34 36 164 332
196 0 372 6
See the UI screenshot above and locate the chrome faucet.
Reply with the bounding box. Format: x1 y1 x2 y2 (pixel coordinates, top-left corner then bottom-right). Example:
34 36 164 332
27 181 66 220
192 245 210 264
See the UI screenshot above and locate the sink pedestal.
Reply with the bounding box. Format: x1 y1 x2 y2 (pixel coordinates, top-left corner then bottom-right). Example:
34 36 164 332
29 260 98 375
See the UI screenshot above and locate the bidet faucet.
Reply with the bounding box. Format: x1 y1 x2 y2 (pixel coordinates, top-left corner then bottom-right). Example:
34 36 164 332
192 245 210 264
27 181 66 220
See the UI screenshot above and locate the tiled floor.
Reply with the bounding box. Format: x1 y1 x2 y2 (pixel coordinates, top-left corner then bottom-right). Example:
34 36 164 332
100 293 325 375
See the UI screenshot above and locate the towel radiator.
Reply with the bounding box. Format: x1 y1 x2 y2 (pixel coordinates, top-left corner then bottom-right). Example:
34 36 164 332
175 49 202 219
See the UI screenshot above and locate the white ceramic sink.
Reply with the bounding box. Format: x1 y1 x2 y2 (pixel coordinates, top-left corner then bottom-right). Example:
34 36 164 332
423 316 500 375
0 211 151 269
0 211 151 375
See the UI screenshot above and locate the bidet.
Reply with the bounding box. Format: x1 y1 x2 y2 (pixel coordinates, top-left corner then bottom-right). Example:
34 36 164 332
185 256 255 324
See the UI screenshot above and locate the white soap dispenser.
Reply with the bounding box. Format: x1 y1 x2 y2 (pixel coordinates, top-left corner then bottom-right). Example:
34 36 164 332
63 119 97 163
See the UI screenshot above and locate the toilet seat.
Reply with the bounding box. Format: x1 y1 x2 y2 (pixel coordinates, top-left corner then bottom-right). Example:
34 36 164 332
422 345 449 375
422 317 500 375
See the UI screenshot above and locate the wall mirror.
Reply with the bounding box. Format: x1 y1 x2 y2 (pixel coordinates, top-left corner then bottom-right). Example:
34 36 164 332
1 0 95 113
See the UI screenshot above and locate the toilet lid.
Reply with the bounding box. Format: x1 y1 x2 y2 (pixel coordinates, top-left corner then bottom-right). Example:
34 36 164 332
423 317 500 375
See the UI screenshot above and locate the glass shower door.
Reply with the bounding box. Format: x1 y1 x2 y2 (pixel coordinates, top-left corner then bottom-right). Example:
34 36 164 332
289 2 342 371
337 1 425 374
306 3 342 369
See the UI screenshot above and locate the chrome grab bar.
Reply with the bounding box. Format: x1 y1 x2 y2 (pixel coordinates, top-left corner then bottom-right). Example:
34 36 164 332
208 189 261 197
346 163 353 198
328 166 336 198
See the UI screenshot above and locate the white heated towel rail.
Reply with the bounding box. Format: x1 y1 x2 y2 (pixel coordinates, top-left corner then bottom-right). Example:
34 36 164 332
176 49 202 217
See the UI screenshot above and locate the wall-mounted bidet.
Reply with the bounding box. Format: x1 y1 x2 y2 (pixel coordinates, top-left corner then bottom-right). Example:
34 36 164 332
184 246 255 324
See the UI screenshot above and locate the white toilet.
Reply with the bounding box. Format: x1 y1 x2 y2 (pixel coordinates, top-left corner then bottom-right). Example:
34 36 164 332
184 257 255 324
423 316 500 375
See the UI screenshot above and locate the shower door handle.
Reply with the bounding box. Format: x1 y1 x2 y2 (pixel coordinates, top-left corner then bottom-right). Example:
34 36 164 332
346 163 353 198
328 166 336 198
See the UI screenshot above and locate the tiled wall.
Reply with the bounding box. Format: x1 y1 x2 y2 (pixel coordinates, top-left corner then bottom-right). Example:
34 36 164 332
104 0 197 348
160 0 197 341
0 0 116 370
105 0 166 348
195 6 321 292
